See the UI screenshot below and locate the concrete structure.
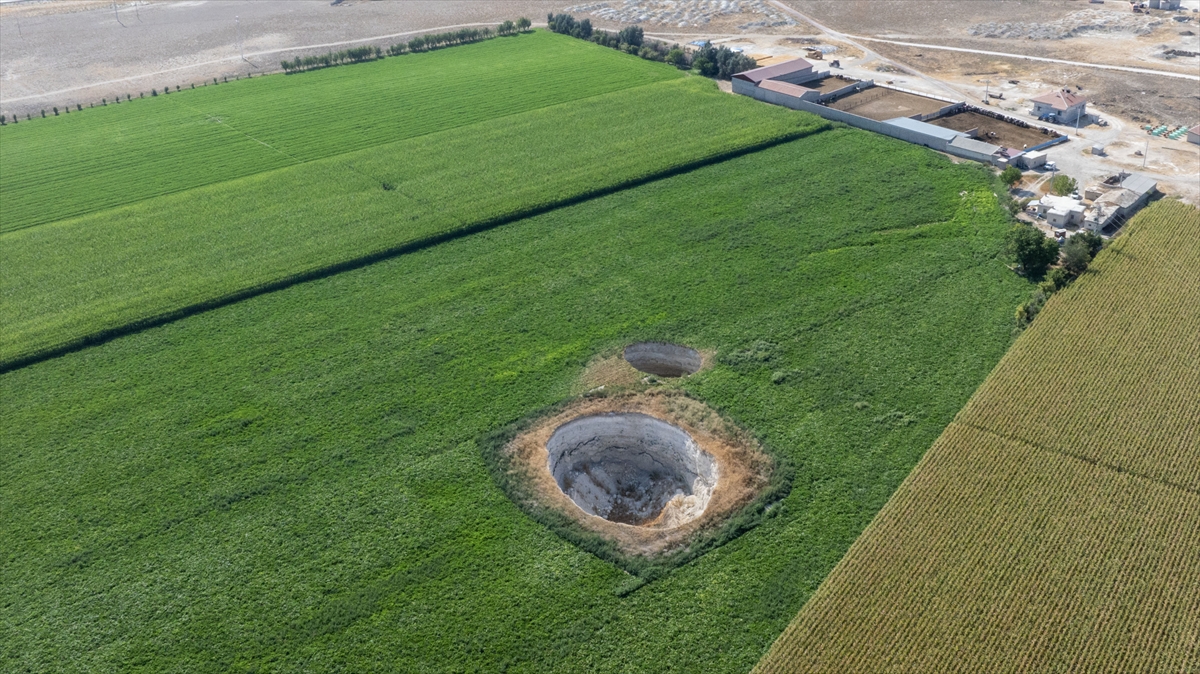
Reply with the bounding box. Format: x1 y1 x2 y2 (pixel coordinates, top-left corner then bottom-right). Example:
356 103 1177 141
947 135 1004 164
1034 195 1086 228
732 58 829 108
1188 124 1200 145
733 58 820 88
1031 89 1087 124
733 72 1013 168
881 117 961 152
1014 150 1047 169
1083 172 1158 232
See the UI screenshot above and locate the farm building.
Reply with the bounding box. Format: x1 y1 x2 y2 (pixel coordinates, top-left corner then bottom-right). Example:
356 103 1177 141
731 58 833 108
1083 172 1158 233
733 58 821 89
1014 150 1047 169
1033 195 1086 228
947 135 1004 164
1148 0 1182 9
732 72 1062 168
1188 124 1200 145
882 117 962 152
1031 89 1087 124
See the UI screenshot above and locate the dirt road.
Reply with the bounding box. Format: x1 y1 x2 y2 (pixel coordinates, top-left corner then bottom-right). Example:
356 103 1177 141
846 36 1200 82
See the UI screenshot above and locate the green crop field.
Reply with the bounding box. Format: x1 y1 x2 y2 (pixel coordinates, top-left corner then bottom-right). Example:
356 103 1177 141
0 77 818 368
755 199 1200 674
0 122 1034 671
0 30 679 232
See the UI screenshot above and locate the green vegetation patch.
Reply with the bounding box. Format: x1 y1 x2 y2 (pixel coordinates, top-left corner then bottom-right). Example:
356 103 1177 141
0 129 1033 672
0 30 679 232
0 77 820 369
754 200 1200 674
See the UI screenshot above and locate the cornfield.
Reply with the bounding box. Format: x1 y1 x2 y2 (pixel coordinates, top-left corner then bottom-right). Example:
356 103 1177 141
755 199 1200 673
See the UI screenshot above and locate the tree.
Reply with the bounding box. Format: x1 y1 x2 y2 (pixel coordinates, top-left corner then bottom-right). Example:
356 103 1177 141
498 20 515 35
1073 230 1104 258
693 56 717 77
1061 236 1092 275
617 25 644 47
1047 267 1071 290
1000 166 1022 186
517 17 531 31
666 47 687 68
1050 174 1077 196
1005 224 1059 278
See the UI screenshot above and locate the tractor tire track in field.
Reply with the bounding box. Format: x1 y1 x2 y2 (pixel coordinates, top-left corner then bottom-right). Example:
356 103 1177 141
0 128 821 375
956 419 1200 499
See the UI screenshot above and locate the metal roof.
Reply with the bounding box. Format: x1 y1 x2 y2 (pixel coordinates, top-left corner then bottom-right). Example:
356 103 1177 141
757 79 813 97
733 58 814 84
948 135 1002 155
883 117 962 142
1120 172 1157 196
1031 89 1086 111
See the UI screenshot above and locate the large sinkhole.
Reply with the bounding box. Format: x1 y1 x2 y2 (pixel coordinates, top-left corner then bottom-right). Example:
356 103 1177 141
623 342 702 377
547 413 717 527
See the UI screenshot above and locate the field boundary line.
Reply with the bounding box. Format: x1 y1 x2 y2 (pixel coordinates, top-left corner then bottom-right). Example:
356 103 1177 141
956 419 1200 498
0 78 680 237
0 127 825 375
0 22 531 105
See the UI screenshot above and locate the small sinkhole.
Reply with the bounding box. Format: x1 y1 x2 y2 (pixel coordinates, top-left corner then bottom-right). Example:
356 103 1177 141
623 342 701 378
547 413 717 527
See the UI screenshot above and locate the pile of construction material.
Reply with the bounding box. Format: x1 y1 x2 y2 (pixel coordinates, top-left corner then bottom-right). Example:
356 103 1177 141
564 0 798 28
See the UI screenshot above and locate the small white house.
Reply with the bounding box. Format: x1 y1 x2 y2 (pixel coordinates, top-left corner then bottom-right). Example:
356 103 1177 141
1035 194 1086 227
1014 150 1047 169
1031 89 1087 124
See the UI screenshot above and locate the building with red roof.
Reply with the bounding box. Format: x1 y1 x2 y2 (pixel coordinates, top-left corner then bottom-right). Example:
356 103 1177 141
1031 89 1087 124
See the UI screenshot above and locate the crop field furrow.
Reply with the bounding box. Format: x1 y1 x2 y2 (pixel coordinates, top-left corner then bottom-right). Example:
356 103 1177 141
1 121 1034 672
0 77 823 370
755 199 1200 673
0 31 680 232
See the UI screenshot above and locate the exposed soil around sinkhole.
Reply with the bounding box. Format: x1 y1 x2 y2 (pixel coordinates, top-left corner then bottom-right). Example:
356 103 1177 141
504 390 773 557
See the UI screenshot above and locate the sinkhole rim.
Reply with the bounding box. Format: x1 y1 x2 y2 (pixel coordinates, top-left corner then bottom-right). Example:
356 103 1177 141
546 412 718 528
500 391 775 557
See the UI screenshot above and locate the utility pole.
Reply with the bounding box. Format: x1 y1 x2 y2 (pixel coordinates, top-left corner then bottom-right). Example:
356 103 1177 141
236 15 243 61
984 79 990 104
113 2 127 28
1143 139 1149 168
135 1 142 23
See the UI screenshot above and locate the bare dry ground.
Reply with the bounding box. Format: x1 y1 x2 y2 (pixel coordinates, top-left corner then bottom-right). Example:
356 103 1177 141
872 41 1200 128
824 86 947 121
929 110 1058 149
777 0 1200 126
0 0 563 115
